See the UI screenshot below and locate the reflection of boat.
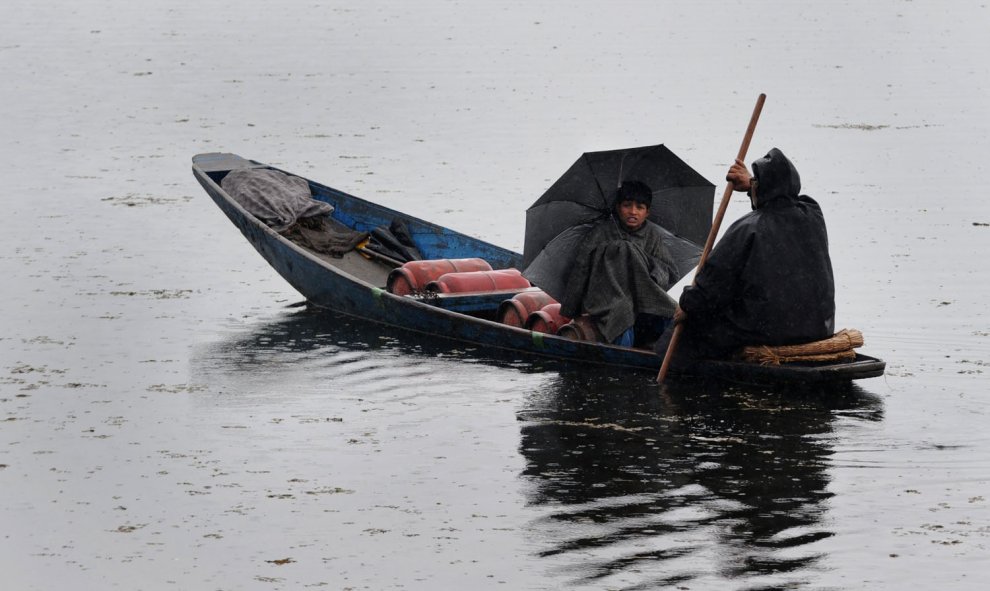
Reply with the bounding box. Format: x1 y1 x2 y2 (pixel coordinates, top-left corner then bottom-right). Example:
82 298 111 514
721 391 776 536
517 370 884 586
192 152 885 383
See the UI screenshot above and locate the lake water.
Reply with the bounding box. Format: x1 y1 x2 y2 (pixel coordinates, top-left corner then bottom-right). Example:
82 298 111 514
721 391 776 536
2 1 989 589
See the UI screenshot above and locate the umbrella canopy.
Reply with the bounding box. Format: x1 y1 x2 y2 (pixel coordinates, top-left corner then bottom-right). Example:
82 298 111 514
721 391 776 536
522 144 715 300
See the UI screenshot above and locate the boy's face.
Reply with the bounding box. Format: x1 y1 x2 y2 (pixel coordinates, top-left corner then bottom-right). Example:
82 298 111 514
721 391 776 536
617 199 649 231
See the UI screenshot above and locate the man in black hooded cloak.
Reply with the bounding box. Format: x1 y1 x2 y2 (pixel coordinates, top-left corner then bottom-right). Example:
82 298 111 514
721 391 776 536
660 148 835 362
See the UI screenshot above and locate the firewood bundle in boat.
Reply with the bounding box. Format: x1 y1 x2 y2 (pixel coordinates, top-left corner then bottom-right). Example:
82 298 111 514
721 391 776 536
739 329 865 365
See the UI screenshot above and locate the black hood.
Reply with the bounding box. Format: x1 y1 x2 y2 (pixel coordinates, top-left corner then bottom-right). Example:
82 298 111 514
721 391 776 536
751 148 801 207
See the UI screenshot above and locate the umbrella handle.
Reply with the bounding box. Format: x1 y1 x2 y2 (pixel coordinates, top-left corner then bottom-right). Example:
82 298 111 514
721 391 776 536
657 93 766 384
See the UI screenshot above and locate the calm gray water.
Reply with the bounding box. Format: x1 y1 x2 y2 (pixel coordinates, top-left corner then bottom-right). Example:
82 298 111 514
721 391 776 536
2 1 988 589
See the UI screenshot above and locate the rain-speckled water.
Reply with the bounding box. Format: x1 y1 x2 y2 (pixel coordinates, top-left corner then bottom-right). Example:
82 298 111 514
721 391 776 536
2 1 989 589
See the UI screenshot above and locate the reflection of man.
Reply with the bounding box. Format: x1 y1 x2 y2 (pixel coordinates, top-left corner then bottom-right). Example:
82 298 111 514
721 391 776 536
517 372 878 586
660 148 835 362
560 181 678 347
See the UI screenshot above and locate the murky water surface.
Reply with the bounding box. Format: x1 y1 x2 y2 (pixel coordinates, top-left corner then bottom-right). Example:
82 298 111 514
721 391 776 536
2 1 989 589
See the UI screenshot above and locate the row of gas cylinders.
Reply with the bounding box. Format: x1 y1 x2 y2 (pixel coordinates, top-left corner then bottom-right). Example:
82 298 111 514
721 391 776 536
385 258 600 341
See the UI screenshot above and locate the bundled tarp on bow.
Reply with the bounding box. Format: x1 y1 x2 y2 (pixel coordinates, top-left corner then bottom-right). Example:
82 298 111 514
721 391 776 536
221 167 333 232
522 144 715 301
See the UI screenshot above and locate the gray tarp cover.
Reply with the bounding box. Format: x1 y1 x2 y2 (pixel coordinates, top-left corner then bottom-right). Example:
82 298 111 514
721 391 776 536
221 167 334 232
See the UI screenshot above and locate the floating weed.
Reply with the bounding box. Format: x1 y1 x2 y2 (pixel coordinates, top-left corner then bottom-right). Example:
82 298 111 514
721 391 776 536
305 487 354 495
297 416 344 423
265 557 295 565
10 363 66 375
102 194 192 207
147 384 207 394
21 336 68 346
813 122 890 131
112 524 145 533
110 289 193 299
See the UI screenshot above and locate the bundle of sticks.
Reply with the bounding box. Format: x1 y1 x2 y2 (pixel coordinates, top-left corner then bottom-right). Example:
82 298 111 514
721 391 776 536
739 328 865 365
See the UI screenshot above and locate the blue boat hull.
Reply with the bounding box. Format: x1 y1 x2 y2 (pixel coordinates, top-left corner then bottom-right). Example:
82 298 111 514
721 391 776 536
192 153 885 381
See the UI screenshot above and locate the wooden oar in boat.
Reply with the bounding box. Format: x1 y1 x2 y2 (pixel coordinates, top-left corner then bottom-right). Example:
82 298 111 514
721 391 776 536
656 93 767 384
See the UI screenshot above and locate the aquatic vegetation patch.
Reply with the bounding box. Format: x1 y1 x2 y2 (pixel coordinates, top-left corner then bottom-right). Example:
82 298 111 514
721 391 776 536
110 289 194 299
814 123 890 131
102 194 193 207
146 383 208 394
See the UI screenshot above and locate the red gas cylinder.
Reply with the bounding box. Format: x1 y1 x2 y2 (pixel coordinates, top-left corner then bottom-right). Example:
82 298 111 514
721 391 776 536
386 258 492 296
497 290 558 327
525 303 570 334
557 315 603 342
425 268 531 294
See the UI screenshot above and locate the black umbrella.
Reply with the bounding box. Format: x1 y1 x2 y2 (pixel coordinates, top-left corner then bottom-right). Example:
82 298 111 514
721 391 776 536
522 144 715 301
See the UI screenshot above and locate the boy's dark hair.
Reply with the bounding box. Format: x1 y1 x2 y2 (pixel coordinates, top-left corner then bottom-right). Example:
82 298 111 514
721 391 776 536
614 180 653 208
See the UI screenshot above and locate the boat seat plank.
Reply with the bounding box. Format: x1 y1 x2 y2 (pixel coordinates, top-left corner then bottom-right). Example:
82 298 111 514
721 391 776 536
310 249 393 288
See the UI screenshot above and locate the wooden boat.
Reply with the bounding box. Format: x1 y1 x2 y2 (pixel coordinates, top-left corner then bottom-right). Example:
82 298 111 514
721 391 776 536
192 152 885 384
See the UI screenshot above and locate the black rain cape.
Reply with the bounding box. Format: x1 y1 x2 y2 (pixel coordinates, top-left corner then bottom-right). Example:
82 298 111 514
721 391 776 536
678 148 835 356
